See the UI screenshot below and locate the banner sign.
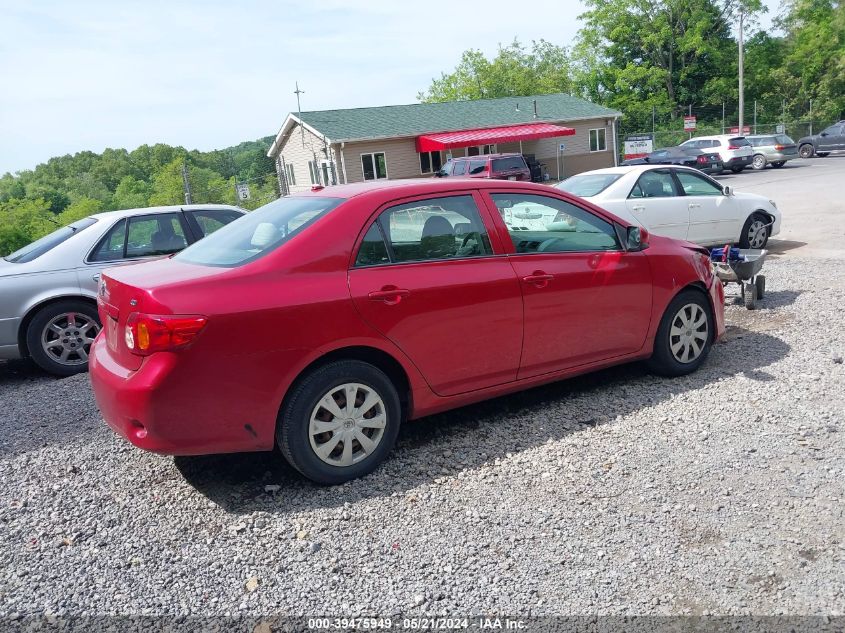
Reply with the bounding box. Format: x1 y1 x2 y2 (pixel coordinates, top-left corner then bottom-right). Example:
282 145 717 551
623 134 654 160
683 116 697 131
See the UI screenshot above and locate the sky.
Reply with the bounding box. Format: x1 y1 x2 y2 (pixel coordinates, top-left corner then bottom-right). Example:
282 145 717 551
0 0 780 175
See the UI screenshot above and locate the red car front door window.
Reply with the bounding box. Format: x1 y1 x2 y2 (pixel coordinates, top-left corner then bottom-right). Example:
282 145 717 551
348 192 523 396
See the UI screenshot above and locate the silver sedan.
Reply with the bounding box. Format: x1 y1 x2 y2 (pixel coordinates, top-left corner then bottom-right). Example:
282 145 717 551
0 204 244 376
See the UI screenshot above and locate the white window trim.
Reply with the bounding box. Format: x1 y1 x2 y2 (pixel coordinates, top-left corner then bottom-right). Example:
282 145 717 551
418 150 443 175
307 160 318 185
361 151 389 180
589 128 608 153
285 163 296 185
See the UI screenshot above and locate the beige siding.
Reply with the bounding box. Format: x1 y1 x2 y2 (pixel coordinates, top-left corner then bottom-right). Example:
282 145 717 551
342 138 435 182
275 124 334 193
522 117 617 179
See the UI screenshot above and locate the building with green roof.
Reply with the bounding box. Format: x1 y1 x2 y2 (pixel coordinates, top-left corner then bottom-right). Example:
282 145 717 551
267 93 621 192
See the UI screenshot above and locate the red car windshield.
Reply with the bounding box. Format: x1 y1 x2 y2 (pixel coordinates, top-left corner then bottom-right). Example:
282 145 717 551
175 196 344 267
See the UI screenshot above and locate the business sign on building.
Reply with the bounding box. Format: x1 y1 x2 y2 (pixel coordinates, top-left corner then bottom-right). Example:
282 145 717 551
623 134 654 160
683 116 697 132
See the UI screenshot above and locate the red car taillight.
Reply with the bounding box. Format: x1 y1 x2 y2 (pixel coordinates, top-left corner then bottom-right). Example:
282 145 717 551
774 144 785 150
727 144 741 150
125 313 207 356
697 155 708 163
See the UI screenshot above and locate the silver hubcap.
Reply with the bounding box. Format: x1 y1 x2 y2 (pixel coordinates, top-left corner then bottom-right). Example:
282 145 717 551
748 220 767 248
309 383 386 467
41 312 99 366
669 303 708 364
753 155 764 168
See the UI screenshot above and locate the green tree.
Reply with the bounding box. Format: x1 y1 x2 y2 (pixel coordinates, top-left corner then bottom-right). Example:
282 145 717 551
0 198 54 256
572 0 745 129
777 0 845 121
56 197 104 225
112 175 153 210
418 39 572 102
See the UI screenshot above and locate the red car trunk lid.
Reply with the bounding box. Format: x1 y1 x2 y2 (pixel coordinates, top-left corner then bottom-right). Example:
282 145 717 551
98 274 147 371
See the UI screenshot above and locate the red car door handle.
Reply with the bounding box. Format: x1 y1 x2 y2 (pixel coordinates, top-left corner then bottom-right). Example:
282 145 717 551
368 288 410 303
522 273 554 284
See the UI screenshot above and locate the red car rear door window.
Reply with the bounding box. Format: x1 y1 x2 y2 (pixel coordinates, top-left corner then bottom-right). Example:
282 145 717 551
349 192 523 396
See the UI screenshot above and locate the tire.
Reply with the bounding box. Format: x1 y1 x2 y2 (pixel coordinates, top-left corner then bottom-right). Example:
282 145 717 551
25 300 101 377
752 154 767 170
743 282 757 310
772 161 785 168
799 144 814 159
647 290 714 377
730 166 746 173
755 274 766 300
277 360 402 485
817 152 830 157
739 212 770 249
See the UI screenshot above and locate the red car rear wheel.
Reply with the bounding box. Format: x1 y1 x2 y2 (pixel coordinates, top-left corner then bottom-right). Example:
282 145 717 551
277 360 402 484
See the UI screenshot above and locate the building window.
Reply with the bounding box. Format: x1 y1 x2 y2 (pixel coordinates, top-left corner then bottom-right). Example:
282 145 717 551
419 151 443 174
308 160 318 185
361 152 388 180
285 163 296 185
589 128 607 152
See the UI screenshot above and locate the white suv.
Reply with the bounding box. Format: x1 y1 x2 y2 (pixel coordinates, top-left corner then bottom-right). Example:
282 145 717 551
679 135 754 173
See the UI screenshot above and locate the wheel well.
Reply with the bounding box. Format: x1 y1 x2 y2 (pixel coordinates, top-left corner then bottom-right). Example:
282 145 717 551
287 346 411 416
681 282 717 343
752 209 774 225
17 295 98 358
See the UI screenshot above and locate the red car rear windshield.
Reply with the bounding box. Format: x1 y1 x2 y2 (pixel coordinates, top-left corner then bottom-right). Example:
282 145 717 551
175 196 344 267
491 157 525 172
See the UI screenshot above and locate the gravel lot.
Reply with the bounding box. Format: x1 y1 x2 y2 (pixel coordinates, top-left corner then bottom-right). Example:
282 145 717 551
2 256 843 620
1 166 844 623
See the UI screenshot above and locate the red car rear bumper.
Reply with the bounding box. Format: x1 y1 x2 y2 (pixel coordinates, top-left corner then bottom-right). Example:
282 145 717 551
89 334 271 455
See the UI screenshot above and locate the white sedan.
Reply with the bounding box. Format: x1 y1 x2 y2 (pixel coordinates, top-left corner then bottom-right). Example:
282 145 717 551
557 165 781 248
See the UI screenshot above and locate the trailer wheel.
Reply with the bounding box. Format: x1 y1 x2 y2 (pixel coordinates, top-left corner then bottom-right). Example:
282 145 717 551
755 275 766 301
743 282 757 310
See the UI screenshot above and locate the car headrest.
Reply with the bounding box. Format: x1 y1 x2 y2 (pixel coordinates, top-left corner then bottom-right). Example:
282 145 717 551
251 223 279 248
421 216 454 238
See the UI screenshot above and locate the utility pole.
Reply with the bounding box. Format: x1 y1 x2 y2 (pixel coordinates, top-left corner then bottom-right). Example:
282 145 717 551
722 102 726 134
294 82 306 148
782 99 787 133
181 161 192 205
753 100 757 134
652 105 656 138
809 99 813 135
738 9 745 133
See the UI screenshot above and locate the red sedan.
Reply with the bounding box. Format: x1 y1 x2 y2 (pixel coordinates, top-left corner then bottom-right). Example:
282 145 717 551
90 179 724 484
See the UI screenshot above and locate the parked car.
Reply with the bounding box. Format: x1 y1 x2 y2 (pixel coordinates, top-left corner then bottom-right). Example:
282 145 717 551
435 153 531 181
746 134 799 169
556 165 781 248
797 121 845 158
0 204 244 376
622 146 723 174
90 179 725 485
679 135 753 173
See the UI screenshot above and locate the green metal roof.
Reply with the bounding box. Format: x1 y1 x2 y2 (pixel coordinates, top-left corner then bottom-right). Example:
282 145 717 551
297 93 621 142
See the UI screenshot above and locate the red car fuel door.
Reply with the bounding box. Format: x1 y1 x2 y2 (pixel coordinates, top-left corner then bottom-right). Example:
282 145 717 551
348 192 523 397
483 191 653 379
